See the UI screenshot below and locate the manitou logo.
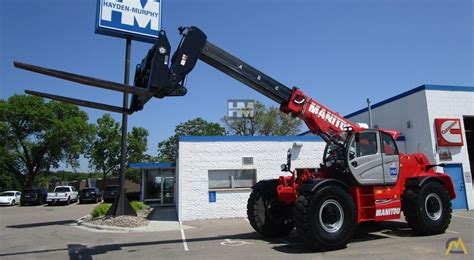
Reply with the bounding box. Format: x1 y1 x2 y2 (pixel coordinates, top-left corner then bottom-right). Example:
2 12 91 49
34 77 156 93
96 0 161 42
375 207 401 216
435 118 464 146
308 102 348 131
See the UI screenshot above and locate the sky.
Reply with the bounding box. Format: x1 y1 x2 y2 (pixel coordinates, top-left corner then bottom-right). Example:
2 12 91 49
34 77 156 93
1 0 472 172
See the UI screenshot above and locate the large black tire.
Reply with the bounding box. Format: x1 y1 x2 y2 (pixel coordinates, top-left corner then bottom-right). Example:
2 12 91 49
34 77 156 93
294 183 356 251
403 181 452 235
247 180 294 237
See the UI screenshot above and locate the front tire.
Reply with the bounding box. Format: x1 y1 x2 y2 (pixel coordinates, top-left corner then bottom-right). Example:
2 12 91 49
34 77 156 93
294 184 356 251
247 180 294 237
11 200 15 206
403 181 452 235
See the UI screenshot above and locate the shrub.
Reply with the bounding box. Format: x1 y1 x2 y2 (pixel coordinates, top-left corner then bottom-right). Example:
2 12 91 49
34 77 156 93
90 201 146 218
131 201 145 212
91 203 111 218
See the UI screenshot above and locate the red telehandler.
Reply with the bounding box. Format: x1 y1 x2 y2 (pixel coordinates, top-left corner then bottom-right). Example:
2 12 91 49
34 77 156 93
15 26 456 251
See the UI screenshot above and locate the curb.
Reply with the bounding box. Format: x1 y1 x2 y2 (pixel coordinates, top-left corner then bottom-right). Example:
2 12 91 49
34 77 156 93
76 215 149 232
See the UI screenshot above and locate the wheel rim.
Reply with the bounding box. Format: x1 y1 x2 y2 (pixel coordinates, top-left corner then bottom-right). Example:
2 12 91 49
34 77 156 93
425 193 442 221
319 199 344 233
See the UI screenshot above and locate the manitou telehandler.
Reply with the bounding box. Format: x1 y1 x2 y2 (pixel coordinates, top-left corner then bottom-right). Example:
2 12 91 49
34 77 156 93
15 26 456 251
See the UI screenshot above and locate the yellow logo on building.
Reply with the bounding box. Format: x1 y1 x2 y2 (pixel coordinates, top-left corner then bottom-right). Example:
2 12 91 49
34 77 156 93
445 237 468 255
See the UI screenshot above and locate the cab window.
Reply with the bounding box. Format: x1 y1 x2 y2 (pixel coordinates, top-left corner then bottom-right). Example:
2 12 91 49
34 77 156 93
351 132 378 158
381 132 398 155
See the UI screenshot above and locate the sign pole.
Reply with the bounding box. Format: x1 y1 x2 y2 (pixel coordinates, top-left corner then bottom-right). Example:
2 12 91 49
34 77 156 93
107 37 136 216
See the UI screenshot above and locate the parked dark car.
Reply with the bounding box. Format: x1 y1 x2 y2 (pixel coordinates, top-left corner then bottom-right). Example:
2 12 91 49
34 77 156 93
103 185 119 203
79 187 102 204
20 188 48 206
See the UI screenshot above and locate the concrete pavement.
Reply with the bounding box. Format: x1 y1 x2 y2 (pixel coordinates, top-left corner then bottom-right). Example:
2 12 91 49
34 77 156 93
1 203 473 259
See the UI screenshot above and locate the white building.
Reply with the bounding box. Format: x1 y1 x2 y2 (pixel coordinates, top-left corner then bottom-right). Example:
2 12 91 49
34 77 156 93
132 84 473 221
176 136 323 221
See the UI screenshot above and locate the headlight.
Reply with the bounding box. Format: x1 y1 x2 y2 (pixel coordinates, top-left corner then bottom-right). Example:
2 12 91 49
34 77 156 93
7 198 12 201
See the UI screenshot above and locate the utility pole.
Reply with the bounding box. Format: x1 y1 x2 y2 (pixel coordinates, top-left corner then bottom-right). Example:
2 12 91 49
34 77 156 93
106 37 136 217
367 98 373 128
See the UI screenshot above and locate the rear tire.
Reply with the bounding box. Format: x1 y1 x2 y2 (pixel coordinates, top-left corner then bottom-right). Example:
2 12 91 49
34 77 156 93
294 184 356 251
403 181 452 235
247 180 294 237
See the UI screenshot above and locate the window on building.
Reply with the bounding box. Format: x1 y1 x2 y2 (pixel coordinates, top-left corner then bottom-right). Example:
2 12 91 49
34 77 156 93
208 169 256 190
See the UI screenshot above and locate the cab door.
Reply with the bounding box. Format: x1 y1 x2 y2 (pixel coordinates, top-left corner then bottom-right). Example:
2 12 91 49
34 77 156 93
380 131 400 184
347 130 385 185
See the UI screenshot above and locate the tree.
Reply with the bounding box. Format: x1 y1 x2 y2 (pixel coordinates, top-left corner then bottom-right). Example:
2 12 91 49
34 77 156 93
127 127 149 164
221 101 302 136
86 114 121 191
0 95 94 190
157 117 226 162
127 127 151 183
86 115 153 186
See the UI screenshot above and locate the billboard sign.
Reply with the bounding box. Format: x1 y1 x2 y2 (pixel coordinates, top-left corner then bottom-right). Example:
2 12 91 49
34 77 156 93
227 99 255 118
435 118 464 146
96 0 161 43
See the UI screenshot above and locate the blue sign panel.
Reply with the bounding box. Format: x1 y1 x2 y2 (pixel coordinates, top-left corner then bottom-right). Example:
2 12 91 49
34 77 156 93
96 0 161 43
209 191 216 203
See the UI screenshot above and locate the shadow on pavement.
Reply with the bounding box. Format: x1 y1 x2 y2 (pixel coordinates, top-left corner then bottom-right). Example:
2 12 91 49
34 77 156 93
6 220 76 229
1 220 415 258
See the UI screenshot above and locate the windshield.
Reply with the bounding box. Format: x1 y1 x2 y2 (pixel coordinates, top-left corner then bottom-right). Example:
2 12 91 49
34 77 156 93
54 187 70 192
0 192 14 196
323 132 350 166
106 186 119 191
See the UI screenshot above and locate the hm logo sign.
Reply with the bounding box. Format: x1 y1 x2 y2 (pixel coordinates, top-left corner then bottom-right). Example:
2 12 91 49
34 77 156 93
228 100 255 118
96 0 161 42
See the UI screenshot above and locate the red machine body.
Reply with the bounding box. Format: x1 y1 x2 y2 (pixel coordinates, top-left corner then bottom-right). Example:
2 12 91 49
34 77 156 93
276 88 456 223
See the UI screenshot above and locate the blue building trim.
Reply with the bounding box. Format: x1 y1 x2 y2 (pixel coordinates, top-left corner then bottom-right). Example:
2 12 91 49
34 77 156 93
129 162 176 169
345 84 474 119
179 135 322 142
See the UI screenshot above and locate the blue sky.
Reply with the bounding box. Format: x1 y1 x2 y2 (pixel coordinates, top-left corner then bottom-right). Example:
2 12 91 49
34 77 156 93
1 0 472 172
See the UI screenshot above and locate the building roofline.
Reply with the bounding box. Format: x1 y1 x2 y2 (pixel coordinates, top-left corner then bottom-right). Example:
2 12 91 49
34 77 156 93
345 84 474 119
179 135 322 142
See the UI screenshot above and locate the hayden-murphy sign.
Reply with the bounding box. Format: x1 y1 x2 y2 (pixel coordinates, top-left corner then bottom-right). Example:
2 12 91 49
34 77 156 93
96 0 161 43
435 118 464 146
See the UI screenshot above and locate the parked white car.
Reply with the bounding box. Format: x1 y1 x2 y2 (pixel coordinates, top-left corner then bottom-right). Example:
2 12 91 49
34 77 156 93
0 191 22 206
47 186 78 205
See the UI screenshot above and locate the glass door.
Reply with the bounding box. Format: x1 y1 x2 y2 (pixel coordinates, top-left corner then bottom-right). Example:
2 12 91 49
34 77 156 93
145 170 162 203
162 176 174 205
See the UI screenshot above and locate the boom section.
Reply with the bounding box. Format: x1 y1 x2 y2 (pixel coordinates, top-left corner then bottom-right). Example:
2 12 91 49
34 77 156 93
199 41 292 104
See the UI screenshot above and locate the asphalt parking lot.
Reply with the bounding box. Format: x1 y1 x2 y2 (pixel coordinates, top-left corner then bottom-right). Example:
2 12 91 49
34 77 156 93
0 204 473 259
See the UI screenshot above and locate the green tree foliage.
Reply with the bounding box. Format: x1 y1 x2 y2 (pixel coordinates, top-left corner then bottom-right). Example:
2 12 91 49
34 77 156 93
127 127 149 163
157 117 226 162
0 95 94 190
86 114 152 185
127 127 151 183
222 101 302 136
86 114 121 190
